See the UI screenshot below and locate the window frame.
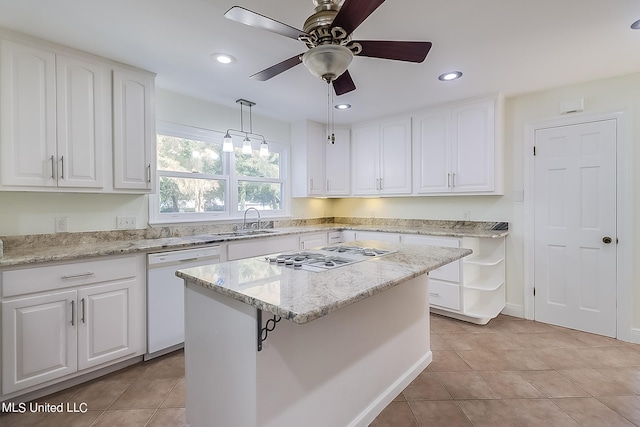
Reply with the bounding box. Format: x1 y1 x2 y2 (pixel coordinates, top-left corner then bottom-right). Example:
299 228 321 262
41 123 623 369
149 122 290 225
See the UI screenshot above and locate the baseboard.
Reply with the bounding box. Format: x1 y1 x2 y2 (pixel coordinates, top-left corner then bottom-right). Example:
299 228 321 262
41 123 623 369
501 303 524 318
348 351 432 427
630 328 640 345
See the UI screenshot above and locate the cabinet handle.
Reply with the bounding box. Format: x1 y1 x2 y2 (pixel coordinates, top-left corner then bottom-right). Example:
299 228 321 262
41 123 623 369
61 272 95 280
60 156 64 179
310 178 313 190
147 164 151 183
50 155 55 179
447 173 451 188
452 173 456 188
429 292 440 297
71 300 75 326
380 178 383 190
375 178 380 190
326 179 330 191
81 298 86 323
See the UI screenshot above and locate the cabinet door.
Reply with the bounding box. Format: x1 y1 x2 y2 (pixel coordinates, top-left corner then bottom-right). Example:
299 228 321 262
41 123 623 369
2 290 78 394
112 68 155 191
56 54 106 188
0 40 57 187
351 124 379 195
412 109 451 194
307 121 326 196
325 128 350 196
300 233 327 250
451 100 494 193
379 118 412 194
77 281 135 370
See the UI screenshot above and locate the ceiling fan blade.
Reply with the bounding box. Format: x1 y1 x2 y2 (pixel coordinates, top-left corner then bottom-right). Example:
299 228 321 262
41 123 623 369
330 0 385 35
250 54 303 81
354 40 432 62
224 6 307 40
333 71 356 96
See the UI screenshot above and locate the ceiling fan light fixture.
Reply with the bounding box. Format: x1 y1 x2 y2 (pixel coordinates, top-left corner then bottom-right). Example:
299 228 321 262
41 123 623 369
632 19 640 29
302 44 353 82
438 71 463 81
222 132 234 152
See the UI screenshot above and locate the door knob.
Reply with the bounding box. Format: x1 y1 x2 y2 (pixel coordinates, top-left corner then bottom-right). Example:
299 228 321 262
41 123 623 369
602 236 612 244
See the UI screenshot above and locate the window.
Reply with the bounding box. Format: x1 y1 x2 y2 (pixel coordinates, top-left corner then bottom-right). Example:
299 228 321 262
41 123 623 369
150 123 289 223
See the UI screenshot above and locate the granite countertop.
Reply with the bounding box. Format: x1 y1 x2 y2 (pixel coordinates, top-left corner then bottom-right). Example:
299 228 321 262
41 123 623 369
0 221 506 267
176 240 472 324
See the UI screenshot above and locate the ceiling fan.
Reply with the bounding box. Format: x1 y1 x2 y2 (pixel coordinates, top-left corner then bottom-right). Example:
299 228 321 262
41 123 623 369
224 0 432 96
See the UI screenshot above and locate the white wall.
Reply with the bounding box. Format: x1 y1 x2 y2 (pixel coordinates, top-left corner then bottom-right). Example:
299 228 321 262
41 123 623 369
334 71 640 331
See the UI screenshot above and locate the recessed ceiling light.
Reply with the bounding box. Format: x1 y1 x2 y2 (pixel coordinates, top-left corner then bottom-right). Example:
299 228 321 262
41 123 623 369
438 71 463 81
632 19 640 29
334 103 351 110
211 53 235 64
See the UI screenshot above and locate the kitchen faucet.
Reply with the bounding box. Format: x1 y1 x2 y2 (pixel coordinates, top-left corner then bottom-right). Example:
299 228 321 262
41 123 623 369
242 207 261 230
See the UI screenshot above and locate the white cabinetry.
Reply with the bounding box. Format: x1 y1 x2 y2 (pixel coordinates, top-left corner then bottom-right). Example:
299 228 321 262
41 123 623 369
351 117 412 196
412 95 503 195
112 67 156 192
0 31 156 194
400 233 505 324
1 255 145 396
299 232 327 250
292 120 349 197
0 39 107 189
227 235 299 261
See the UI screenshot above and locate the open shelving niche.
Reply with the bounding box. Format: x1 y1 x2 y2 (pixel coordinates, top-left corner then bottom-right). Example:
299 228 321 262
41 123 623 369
430 236 505 325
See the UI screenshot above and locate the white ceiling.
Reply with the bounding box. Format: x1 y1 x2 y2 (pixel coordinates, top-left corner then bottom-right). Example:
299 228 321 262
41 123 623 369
0 0 639 125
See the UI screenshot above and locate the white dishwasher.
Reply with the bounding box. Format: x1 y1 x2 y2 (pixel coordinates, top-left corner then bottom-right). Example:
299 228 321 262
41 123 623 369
147 246 221 359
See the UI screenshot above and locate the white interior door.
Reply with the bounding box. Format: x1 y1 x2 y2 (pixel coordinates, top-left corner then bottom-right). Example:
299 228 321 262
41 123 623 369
534 119 617 337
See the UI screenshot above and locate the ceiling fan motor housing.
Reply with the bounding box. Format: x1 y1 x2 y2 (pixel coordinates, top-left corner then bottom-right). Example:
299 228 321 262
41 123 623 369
303 0 340 34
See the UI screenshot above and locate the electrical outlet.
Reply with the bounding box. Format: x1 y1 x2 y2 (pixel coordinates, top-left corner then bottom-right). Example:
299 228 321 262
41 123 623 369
463 210 471 220
55 217 68 233
116 216 137 229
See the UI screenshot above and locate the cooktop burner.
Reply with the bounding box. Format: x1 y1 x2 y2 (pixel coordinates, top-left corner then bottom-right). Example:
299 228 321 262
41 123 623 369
264 246 395 271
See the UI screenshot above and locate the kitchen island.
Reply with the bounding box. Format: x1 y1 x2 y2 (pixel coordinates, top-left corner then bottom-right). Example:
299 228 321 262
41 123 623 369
177 241 471 427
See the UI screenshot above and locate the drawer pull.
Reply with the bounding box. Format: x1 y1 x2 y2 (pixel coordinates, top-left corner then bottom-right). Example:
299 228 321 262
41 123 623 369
81 298 86 323
61 272 95 280
429 292 440 297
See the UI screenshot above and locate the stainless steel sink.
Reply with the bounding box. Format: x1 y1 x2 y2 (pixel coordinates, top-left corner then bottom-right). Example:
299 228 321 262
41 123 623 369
214 229 281 237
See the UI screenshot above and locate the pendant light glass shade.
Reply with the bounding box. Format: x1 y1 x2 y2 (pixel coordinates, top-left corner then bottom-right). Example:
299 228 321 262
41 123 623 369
259 140 269 157
222 132 234 152
242 136 252 154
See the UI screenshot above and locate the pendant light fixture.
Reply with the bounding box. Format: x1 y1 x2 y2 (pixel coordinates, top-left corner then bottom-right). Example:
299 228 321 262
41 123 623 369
223 99 269 156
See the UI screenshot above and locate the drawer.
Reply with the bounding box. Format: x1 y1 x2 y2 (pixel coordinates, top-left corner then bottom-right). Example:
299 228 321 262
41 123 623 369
2 256 139 298
402 235 461 282
327 231 342 244
428 279 460 310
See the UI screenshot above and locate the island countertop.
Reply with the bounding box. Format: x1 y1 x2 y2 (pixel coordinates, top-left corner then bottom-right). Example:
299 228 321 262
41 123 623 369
176 240 472 324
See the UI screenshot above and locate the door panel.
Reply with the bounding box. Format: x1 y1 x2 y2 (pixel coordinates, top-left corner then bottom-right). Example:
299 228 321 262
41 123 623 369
534 119 616 337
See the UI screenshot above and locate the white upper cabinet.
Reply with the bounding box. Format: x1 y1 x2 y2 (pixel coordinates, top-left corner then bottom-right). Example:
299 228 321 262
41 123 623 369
292 120 350 197
112 67 156 192
325 128 350 196
412 95 503 195
0 31 156 193
351 117 412 196
0 40 106 189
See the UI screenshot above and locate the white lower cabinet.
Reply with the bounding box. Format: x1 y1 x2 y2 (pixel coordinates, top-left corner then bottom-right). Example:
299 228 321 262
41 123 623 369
1 255 145 396
299 233 327 250
400 233 505 324
227 235 299 261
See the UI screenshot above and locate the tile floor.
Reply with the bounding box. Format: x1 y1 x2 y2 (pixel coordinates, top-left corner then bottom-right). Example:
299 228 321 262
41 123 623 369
1 313 640 426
